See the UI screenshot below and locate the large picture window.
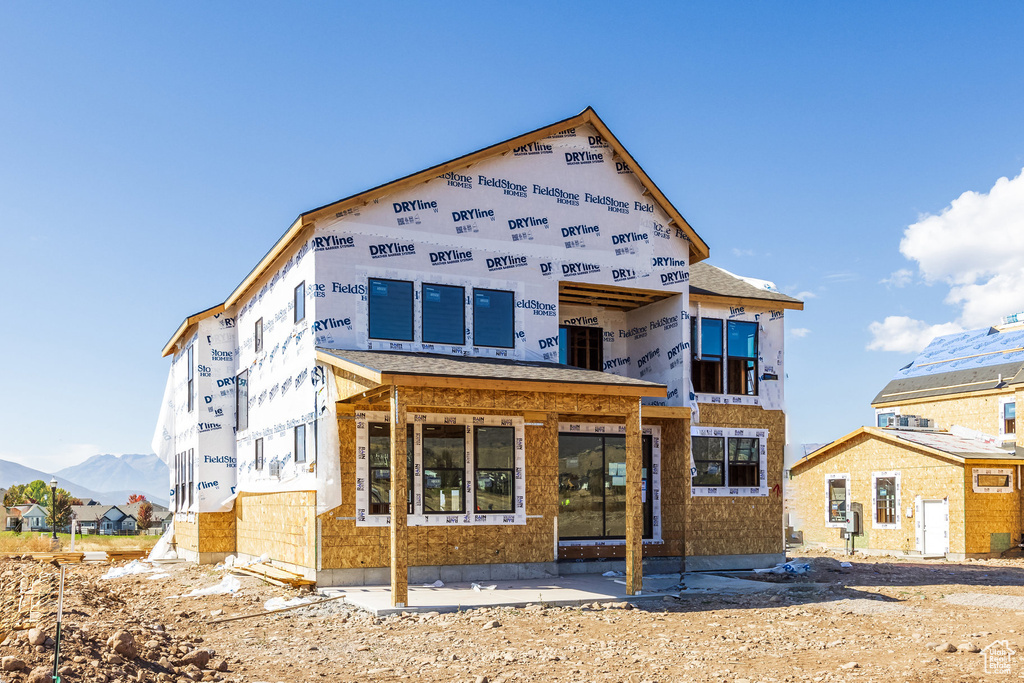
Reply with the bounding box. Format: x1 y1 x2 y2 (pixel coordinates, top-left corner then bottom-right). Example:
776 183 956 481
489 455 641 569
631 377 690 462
473 288 514 348
691 318 723 393
558 433 652 540
368 278 414 341
474 426 515 513
367 422 414 515
422 424 466 513
727 320 758 396
422 283 465 345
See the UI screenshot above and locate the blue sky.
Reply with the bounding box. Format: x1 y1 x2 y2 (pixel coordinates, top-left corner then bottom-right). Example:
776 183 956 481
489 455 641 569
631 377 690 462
3 3 1024 471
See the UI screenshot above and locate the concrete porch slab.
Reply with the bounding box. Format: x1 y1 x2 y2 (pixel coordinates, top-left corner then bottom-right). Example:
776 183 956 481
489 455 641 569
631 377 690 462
320 571 801 616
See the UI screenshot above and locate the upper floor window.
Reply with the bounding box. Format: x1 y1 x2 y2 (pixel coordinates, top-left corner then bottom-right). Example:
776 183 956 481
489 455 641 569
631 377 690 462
877 412 895 427
294 282 305 323
186 345 195 412
727 321 758 396
368 278 414 341
1004 402 1015 435
255 318 263 353
422 283 465 345
294 424 306 464
255 438 264 471
236 370 248 432
691 318 723 393
472 288 514 348
559 325 603 371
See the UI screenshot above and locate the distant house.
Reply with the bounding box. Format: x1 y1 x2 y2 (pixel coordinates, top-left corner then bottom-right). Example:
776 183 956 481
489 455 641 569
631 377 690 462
18 504 48 532
121 501 172 533
3 504 21 531
71 505 137 535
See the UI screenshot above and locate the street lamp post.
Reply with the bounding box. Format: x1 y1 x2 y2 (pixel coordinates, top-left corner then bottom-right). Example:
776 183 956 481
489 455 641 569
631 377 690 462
49 477 58 541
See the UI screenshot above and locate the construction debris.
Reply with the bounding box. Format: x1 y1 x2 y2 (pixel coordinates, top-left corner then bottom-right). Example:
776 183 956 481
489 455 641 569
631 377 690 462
229 561 314 589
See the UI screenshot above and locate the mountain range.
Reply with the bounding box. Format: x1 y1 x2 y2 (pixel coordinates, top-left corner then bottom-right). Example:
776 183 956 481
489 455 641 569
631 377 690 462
1 453 168 507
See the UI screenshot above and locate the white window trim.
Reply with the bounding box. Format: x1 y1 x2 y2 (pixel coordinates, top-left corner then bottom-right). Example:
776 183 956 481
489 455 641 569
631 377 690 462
871 470 901 530
972 467 1014 493
998 396 1015 439
824 473 850 528
557 421 663 547
354 411 526 527
874 406 900 428
689 426 769 497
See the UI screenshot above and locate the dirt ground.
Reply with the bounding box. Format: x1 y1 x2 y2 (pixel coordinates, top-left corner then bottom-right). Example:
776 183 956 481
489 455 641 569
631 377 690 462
3 548 1024 683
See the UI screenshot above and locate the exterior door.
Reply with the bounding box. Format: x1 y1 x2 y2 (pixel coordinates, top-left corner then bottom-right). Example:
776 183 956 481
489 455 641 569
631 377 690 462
922 499 947 555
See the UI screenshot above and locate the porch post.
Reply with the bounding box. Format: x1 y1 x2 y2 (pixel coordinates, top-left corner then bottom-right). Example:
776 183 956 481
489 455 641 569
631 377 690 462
625 398 643 595
389 385 408 607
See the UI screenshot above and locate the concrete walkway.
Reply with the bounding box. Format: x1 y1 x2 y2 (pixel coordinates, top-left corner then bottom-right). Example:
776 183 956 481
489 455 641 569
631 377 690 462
320 571 802 616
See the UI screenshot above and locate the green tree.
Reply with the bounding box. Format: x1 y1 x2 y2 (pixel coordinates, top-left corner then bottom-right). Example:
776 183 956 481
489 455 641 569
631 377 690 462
47 490 78 531
3 484 28 507
24 480 49 505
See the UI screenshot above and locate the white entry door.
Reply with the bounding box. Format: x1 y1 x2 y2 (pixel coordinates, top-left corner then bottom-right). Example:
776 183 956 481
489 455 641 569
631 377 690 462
922 499 948 555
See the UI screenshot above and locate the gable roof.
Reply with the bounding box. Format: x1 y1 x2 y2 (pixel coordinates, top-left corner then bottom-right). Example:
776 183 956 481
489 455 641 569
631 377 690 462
793 426 1024 471
162 107 709 356
71 504 124 523
872 324 1024 405
688 262 803 310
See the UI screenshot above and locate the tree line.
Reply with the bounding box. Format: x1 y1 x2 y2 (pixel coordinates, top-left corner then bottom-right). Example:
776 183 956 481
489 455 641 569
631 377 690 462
3 481 153 532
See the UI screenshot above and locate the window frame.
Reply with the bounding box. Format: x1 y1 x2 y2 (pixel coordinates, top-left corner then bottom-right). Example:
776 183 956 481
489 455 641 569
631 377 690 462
255 438 264 471
472 288 515 349
972 467 1014 493
368 277 415 342
421 282 466 346
690 317 723 394
473 426 516 514
691 435 725 487
255 318 263 353
186 345 195 413
365 422 415 516
236 370 248 432
188 448 194 508
871 471 900 529
690 427 768 496
1000 397 1016 437
294 424 306 464
825 473 850 527
726 319 758 396
727 436 761 487
560 325 604 371
294 281 305 323
421 423 467 514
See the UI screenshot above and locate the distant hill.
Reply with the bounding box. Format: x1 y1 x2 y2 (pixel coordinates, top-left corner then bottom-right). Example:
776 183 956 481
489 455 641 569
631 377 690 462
0 458 168 508
55 453 168 504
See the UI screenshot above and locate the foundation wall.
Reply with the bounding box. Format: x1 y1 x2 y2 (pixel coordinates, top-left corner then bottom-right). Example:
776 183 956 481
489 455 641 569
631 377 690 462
790 434 966 554
963 464 1023 555
235 491 317 569
684 404 786 561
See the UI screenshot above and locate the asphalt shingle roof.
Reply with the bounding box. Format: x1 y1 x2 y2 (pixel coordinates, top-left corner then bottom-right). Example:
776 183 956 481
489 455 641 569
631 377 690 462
688 262 803 307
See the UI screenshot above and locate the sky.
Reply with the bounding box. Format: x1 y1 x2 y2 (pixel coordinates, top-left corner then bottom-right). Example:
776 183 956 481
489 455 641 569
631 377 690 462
3 3 1024 471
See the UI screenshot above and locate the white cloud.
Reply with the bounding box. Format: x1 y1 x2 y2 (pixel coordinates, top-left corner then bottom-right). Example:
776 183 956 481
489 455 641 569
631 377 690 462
824 272 858 283
790 328 811 338
869 169 1024 351
795 290 817 300
866 316 963 353
901 168 1024 326
880 268 913 288
731 247 755 257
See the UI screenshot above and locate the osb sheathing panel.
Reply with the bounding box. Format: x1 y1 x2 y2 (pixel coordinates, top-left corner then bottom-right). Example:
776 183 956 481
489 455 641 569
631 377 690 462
333 368 377 401
881 392 1006 435
963 465 1023 554
235 491 316 569
686 404 785 558
174 518 198 552
645 416 688 557
790 432 967 554
319 405 561 569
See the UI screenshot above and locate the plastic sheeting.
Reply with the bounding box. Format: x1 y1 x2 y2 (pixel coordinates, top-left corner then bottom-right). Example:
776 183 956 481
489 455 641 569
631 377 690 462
895 325 1024 379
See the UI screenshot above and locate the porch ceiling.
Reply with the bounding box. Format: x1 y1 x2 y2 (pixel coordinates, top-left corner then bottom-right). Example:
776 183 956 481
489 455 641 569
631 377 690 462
558 282 677 311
